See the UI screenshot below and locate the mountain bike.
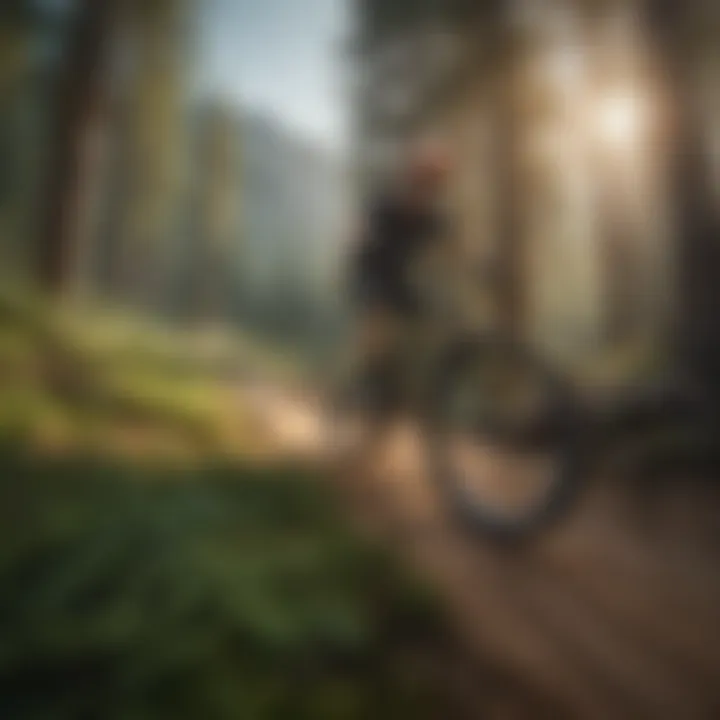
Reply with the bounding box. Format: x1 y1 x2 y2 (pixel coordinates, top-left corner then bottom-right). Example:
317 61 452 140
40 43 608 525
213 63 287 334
328 259 592 540
329 267 720 540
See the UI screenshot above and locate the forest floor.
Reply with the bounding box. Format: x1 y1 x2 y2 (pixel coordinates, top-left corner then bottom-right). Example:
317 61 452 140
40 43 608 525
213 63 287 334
238 357 720 720
0 290 538 719
3 289 720 719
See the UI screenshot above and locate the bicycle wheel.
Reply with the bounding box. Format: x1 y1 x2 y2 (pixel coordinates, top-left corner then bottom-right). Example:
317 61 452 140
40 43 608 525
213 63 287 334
425 334 587 539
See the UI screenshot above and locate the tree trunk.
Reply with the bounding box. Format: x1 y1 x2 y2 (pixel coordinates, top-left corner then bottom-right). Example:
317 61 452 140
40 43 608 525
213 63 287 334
494 20 525 338
36 0 117 293
646 0 720 387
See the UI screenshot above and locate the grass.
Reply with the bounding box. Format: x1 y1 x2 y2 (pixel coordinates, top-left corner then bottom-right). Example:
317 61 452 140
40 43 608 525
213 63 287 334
0 289 272 457
0 290 479 719
0 447 453 720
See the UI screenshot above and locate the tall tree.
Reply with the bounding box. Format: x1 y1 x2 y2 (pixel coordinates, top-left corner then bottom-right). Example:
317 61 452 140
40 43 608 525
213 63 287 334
0 1 64 274
646 0 720 387
36 0 119 293
110 0 191 309
191 102 242 322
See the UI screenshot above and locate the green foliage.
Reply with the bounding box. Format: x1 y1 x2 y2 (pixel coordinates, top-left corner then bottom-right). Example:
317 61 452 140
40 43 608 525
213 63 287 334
0 292 468 718
0 289 266 452
0 450 447 719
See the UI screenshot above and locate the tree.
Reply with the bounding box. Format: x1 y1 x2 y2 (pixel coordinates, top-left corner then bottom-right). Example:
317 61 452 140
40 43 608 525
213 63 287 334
0 1 63 274
189 102 242 322
646 0 720 387
110 0 192 309
36 0 119 293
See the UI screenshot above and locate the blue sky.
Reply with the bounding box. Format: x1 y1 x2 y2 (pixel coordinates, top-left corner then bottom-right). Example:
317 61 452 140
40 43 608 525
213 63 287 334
200 0 348 151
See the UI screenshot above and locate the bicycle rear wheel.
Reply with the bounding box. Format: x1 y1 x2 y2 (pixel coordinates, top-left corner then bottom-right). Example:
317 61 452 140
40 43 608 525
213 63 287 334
426 335 587 540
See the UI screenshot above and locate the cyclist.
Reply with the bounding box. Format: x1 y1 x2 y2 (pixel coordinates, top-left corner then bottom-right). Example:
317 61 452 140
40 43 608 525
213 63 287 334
346 138 453 419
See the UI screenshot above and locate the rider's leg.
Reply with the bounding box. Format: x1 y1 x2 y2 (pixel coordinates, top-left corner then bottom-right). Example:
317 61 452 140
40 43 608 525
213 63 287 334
353 303 400 382
349 305 405 466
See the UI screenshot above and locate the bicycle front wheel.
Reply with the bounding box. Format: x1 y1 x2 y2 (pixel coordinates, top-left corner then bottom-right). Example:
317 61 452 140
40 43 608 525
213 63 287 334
426 335 587 540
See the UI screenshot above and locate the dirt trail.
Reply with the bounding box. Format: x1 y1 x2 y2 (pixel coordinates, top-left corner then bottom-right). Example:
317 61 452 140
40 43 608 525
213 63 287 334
239 383 720 719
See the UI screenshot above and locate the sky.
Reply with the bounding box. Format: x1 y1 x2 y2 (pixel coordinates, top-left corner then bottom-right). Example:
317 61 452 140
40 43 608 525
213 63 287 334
200 0 348 152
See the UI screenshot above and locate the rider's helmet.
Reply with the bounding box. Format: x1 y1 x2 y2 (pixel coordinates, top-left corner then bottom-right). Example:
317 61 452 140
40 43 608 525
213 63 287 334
405 137 452 190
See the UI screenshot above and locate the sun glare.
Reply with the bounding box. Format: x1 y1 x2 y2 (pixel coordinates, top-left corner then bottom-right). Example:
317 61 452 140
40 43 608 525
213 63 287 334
596 92 643 147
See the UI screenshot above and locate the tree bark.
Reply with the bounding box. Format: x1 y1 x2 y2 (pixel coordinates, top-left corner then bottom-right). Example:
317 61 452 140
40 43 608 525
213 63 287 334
36 0 117 293
494 19 525 337
646 0 720 387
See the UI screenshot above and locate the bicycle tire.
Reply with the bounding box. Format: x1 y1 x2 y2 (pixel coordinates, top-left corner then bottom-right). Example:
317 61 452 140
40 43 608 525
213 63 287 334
424 333 589 540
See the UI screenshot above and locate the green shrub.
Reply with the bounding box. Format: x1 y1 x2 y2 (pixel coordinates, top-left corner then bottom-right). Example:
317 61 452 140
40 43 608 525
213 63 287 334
0 451 447 719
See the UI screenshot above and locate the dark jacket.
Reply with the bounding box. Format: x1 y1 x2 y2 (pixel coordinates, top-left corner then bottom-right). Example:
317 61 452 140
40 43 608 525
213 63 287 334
350 192 446 315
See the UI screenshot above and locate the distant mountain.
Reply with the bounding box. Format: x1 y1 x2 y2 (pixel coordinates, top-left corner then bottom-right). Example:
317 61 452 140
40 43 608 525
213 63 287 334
239 108 349 313
186 99 348 340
